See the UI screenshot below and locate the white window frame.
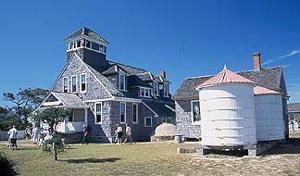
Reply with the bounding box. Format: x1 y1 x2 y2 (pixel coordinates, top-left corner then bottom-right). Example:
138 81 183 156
120 102 126 124
144 116 152 127
71 75 77 93
132 103 138 124
139 87 151 98
80 73 87 93
152 81 159 96
119 74 126 91
63 77 69 93
191 100 201 125
163 83 169 97
94 102 103 124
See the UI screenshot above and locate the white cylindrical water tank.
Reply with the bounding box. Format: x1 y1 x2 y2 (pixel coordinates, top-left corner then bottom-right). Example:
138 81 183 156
199 83 257 147
255 94 284 141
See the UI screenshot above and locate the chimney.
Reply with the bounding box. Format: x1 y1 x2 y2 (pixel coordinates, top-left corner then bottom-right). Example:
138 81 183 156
252 52 261 71
160 70 166 79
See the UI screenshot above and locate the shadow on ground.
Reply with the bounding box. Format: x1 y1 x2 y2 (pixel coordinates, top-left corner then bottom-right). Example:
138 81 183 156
263 137 300 156
60 157 121 164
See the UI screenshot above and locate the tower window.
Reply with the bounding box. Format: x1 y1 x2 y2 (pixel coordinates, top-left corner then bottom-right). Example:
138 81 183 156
85 40 91 48
77 40 81 47
91 42 99 51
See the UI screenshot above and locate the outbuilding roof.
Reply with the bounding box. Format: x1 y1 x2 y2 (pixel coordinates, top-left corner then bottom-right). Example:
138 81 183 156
143 100 175 117
196 66 255 89
288 103 300 112
254 86 281 96
174 66 283 100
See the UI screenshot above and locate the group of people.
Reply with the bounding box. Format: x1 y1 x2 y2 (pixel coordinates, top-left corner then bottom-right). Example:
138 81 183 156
115 124 132 144
7 124 52 150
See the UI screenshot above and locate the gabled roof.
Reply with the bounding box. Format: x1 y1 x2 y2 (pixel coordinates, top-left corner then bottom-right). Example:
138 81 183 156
174 66 283 100
143 100 175 117
41 92 89 109
196 66 255 89
288 103 300 112
85 64 124 96
127 75 152 88
108 60 146 75
65 27 108 44
102 64 128 75
238 67 282 92
254 86 281 96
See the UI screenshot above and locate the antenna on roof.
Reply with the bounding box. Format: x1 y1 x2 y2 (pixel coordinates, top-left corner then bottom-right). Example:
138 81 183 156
223 64 228 70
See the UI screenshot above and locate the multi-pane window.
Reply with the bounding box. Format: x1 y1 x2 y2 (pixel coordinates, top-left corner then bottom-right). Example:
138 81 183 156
139 87 151 97
132 104 138 124
144 117 152 127
163 83 169 97
95 103 102 123
120 102 126 123
63 77 69 93
191 100 201 122
80 74 87 92
85 40 91 48
91 42 99 51
119 74 126 91
153 81 159 96
71 75 77 93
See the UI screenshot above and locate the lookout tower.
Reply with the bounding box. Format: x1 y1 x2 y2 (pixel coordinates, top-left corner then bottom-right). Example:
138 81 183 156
65 27 109 67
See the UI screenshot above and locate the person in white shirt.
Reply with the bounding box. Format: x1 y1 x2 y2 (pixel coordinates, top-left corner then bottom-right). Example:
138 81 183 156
7 125 18 150
32 126 40 145
124 124 132 144
115 124 123 144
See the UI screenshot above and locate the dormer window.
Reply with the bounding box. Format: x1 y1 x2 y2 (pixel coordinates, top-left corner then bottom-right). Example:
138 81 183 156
139 87 151 98
119 74 126 91
163 83 169 97
152 81 159 96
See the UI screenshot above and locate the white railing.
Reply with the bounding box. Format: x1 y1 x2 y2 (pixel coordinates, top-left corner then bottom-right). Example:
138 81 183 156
56 121 85 133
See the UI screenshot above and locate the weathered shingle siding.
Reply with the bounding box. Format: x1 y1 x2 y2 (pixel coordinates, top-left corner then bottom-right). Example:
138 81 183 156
86 102 112 143
52 55 111 100
176 100 201 138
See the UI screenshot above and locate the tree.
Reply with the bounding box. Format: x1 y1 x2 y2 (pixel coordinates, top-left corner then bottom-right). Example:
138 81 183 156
3 88 49 124
32 107 71 161
32 107 71 134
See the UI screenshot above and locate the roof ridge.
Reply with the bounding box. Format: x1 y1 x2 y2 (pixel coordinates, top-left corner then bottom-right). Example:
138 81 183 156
184 75 214 80
107 60 147 72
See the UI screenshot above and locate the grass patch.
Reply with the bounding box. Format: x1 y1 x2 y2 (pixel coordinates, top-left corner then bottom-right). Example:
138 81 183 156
1 133 300 176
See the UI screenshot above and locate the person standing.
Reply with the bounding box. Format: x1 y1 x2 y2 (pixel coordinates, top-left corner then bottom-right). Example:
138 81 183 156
82 124 90 145
7 125 18 150
115 124 123 144
124 124 132 144
24 126 32 140
32 126 40 145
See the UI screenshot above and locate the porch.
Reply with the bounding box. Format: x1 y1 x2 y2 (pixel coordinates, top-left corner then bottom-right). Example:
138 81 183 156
39 92 90 133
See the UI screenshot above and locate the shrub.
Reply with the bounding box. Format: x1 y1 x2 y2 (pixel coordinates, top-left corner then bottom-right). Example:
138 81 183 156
0 152 18 176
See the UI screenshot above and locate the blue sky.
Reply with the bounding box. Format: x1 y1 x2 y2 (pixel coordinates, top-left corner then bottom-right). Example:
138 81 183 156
0 0 300 105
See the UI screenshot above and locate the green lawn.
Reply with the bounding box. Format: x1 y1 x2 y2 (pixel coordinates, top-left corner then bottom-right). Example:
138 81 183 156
1 133 300 176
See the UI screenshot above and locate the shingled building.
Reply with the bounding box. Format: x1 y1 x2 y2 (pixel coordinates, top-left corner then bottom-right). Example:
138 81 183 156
174 53 289 140
37 27 175 143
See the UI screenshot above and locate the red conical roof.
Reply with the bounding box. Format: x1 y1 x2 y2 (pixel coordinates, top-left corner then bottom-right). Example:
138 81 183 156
254 86 281 95
196 65 256 89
